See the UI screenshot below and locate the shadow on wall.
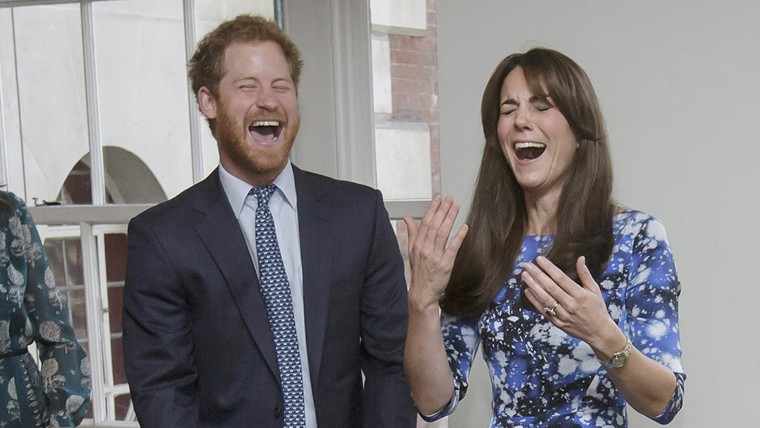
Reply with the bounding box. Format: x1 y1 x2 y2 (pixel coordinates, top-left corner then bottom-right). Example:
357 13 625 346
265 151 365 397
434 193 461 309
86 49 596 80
58 146 167 205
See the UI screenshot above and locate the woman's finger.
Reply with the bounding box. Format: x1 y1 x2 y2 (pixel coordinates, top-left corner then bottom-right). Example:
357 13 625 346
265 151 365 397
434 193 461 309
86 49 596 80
534 256 584 299
521 268 562 314
576 256 602 297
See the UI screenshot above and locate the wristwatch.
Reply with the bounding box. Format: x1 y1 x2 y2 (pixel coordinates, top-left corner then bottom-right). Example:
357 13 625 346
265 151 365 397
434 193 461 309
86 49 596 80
600 338 632 369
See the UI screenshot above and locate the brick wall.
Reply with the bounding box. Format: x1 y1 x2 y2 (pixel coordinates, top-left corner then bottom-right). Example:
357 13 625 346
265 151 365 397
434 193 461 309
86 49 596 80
388 0 440 195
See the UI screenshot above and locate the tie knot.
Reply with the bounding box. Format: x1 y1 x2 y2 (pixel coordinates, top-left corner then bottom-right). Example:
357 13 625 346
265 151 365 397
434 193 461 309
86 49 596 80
251 184 277 207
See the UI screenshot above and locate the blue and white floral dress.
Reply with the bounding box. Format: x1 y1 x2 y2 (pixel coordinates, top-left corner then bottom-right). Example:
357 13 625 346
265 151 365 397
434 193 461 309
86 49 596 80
0 191 91 427
423 210 685 427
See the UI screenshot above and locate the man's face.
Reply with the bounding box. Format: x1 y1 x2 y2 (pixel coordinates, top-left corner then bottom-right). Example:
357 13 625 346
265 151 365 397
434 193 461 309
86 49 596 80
200 40 300 187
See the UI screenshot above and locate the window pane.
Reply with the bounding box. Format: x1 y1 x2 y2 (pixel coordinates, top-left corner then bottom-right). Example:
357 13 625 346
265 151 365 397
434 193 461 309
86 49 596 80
93 0 189 202
10 4 89 203
103 232 129 420
104 233 127 384
43 237 88 342
370 0 439 201
195 0 276 36
0 9 21 192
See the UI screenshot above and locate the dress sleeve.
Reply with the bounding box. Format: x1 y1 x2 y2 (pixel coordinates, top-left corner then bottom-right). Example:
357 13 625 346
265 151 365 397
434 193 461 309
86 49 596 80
419 312 480 422
19 201 91 426
625 214 685 424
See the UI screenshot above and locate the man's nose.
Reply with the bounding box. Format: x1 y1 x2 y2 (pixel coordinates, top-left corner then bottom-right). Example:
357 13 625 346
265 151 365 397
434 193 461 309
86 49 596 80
256 88 278 110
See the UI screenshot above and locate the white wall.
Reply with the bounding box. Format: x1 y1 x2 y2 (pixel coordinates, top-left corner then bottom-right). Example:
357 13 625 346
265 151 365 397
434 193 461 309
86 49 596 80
437 1 760 427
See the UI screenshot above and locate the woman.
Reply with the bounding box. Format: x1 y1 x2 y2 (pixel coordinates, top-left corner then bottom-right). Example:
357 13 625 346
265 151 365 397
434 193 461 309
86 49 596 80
404 48 684 427
0 191 91 426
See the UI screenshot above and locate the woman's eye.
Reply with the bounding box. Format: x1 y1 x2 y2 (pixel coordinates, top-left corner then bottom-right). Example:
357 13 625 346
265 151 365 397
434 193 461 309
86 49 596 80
501 108 516 116
535 104 551 112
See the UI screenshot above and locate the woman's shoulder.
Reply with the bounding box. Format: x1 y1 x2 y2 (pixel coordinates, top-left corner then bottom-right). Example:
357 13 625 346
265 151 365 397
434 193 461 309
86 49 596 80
613 208 670 241
0 190 27 212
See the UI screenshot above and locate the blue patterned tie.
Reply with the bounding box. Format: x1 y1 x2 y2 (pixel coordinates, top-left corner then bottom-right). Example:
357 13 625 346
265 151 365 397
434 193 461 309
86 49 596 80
252 184 306 427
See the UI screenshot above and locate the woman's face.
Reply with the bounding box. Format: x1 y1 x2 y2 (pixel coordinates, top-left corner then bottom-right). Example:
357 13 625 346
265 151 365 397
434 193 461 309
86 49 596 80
497 66 578 200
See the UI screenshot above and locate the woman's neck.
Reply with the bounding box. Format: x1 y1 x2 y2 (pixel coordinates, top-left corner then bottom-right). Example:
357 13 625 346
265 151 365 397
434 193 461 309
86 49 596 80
524 190 561 235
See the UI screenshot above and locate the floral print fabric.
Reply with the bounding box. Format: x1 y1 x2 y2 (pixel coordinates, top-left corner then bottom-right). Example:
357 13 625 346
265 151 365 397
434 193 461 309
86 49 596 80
424 210 685 427
0 191 90 427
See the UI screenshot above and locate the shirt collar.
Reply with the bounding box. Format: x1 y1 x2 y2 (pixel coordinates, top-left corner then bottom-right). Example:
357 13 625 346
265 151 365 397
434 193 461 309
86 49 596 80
219 160 297 218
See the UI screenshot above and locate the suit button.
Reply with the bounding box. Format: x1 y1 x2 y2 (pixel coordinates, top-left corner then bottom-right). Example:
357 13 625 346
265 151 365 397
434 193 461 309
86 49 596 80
273 406 282 419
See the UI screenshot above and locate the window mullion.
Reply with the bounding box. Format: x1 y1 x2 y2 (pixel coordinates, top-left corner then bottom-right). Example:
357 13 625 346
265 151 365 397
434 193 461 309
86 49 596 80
81 221 107 421
0 0 77 7
329 0 376 187
182 0 204 184
0 41 7 187
81 0 106 205
94 226 117 420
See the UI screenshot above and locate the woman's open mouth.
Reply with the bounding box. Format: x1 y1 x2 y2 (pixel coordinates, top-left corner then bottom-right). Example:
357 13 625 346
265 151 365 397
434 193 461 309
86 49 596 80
514 141 546 160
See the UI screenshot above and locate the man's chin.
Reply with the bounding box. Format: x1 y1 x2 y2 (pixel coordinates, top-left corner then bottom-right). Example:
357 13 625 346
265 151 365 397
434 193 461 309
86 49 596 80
231 155 288 183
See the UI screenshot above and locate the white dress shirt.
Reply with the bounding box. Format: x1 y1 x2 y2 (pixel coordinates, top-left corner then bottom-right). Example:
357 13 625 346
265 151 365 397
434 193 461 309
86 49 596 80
219 161 317 428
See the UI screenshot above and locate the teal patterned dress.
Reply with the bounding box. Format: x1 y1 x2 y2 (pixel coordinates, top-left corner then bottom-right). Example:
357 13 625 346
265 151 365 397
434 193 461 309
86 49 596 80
0 191 91 427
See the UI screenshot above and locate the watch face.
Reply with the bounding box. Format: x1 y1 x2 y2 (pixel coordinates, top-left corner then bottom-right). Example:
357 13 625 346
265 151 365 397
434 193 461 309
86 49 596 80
611 354 626 368
600 339 632 369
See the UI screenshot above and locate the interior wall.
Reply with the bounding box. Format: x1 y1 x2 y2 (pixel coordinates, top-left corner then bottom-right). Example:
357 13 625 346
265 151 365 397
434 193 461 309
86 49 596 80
437 1 760 427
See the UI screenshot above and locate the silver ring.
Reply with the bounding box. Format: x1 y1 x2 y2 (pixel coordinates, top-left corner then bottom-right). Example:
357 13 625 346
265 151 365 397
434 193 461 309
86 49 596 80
544 300 559 317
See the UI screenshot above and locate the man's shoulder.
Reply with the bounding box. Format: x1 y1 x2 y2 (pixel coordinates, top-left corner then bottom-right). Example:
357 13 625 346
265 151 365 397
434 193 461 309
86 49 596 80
294 167 379 200
131 172 220 227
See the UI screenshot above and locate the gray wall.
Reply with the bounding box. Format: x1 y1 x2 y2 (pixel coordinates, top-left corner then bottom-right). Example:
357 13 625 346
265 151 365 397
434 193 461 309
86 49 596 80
437 1 760 427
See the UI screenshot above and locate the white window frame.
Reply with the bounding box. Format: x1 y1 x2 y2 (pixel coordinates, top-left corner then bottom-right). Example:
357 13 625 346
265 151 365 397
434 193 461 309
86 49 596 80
283 0 429 219
6 0 426 425
1 1 278 426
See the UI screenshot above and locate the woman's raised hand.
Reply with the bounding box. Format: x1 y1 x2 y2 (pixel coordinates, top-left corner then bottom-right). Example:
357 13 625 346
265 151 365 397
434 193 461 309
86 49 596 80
403 195 469 308
521 256 618 347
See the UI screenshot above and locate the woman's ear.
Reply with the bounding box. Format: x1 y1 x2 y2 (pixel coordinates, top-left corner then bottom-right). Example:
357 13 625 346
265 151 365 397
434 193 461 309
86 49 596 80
197 86 218 119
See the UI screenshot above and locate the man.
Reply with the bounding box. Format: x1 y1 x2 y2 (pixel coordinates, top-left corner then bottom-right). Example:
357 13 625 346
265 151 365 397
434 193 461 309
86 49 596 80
122 15 416 428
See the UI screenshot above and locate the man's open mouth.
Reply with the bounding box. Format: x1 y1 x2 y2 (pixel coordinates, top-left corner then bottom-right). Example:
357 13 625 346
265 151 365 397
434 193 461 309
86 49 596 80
248 120 283 144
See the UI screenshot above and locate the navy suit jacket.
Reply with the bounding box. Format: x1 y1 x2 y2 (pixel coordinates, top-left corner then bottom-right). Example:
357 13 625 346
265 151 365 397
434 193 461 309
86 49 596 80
122 166 416 427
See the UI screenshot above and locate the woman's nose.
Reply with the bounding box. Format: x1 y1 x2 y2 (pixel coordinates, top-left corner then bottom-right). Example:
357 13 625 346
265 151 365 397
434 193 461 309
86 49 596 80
514 107 531 129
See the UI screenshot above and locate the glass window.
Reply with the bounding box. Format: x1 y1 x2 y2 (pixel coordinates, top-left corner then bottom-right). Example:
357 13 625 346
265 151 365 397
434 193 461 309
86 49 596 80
2 2 281 426
93 0 191 202
370 0 439 202
1 1 279 205
6 4 89 202
44 236 88 343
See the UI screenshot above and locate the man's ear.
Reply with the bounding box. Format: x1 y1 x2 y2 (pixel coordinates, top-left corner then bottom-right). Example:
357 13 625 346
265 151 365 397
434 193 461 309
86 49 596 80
197 86 218 119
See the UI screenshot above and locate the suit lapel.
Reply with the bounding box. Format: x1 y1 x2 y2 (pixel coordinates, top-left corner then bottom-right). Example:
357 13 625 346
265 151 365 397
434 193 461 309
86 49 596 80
294 167 332 387
192 171 280 382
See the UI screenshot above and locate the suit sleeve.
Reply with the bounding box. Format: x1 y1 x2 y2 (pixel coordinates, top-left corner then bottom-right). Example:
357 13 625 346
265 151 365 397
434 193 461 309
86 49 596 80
359 190 417 427
122 216 200 427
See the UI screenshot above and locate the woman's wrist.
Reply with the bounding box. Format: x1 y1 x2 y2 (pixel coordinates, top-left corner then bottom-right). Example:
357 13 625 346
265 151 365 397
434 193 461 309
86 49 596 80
589 322 628 362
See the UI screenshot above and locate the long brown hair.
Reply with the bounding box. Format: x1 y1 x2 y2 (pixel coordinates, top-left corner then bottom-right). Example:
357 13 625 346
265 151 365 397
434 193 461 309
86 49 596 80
441 48 615 317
